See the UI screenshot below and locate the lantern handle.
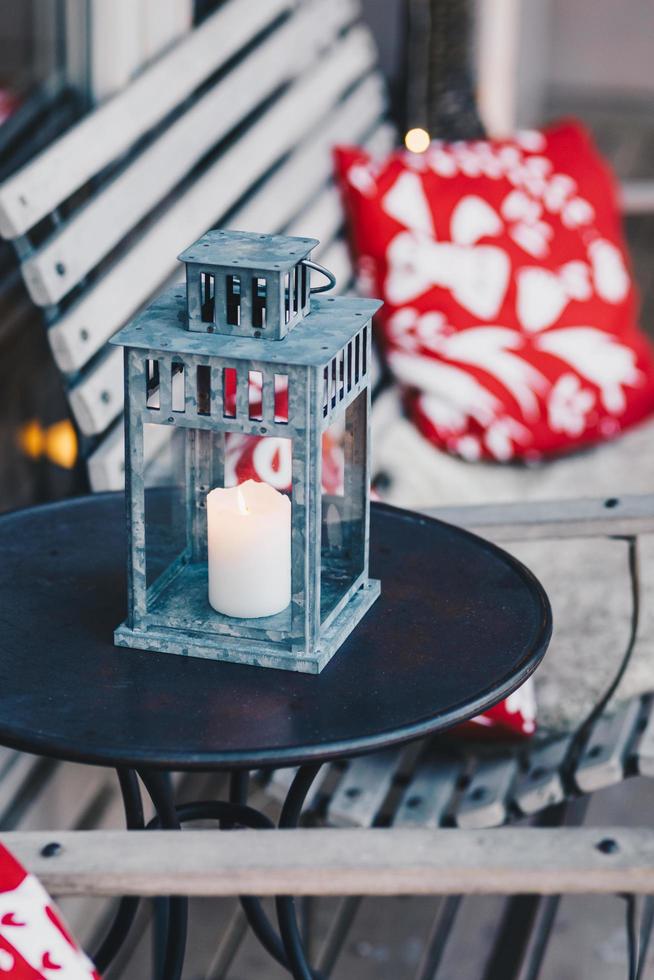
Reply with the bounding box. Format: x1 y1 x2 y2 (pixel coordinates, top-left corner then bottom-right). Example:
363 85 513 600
302 259 336 294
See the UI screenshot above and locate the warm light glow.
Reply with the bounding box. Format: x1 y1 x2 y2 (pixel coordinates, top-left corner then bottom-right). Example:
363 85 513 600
404 127 431 154
236 486 248 515
17 418 78 470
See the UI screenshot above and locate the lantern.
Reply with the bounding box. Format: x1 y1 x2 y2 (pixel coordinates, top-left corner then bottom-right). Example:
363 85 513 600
111 230 381 673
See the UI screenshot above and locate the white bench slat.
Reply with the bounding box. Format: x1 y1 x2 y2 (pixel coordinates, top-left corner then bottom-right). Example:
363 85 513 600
21 0 360 306
49 68 384 375
88 417 174 491
0 0 293 238
229 76 387 236
575 699 642 793
393 748 461 828
513 736 572 816
69 348 123 437
422 495 654 542
327 748 404 827
69 42 377 440
8 827 654 896
0 753 49 826
455 756 519 830
286 186 345 255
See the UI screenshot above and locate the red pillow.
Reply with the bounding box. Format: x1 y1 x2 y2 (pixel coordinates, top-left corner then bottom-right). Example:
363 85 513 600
335 122 654 461
0 842 100 977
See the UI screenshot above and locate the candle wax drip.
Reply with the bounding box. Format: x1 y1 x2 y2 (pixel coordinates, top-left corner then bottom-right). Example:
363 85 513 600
236 486 248 516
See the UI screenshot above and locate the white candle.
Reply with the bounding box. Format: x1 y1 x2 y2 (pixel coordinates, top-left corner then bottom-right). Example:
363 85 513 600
207 479 291 618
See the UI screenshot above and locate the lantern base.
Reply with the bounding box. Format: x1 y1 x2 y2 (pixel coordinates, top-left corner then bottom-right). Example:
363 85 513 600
114 579 380 674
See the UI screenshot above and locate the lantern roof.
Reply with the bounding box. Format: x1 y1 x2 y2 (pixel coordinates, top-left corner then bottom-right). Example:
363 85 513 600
177 229 318 271
110 287 382 367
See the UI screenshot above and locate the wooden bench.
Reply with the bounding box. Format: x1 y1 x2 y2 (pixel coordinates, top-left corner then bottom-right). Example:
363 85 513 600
1 1 654 976
0 0 390 493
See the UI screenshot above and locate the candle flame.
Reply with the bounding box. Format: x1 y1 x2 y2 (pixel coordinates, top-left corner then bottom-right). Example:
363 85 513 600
236 486 248 515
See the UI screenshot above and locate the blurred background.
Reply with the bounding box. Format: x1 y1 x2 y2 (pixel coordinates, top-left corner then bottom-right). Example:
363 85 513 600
0 0 652 514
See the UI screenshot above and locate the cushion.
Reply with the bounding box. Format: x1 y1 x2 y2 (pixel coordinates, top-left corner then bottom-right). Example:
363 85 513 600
334 122 654 462
0 843 99 977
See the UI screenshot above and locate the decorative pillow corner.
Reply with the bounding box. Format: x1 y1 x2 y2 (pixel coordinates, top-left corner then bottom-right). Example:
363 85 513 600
334 122 654 465
0 842 100 978
458 676 538 739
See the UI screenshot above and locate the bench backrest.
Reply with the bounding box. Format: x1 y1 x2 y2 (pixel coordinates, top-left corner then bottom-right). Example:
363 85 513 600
0 0 392 491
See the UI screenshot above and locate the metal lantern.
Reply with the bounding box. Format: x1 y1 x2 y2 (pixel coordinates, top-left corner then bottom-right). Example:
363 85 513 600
111 229 381 673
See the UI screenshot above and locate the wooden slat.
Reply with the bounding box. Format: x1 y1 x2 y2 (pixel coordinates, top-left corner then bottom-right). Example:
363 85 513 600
423 494 654 542
230 79 387 237
286 186 348 254
49 55 382 377
87 418 172 491
6 828 654 896
575 699 643 794
455 756 519 830
0 753 49 827
69 348 123 437
327 749 404 827
393 748 461 829
61 35 380 433
0 0 293 238
21 0 360 306
513 736 572 816
622 179 654 214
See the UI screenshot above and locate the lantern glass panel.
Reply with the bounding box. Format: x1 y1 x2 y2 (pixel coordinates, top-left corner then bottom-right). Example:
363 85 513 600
139 419 295 640
320 388 368 626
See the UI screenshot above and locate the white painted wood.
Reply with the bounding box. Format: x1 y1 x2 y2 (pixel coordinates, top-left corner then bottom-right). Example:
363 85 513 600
0 0 293 238
423 495 654 543
22 0 361 306
232 88 388 237
140 0 192 65
72 52 378 443
88 0 143 104
393 748 461 829
7 827 654 896
475 0 520 137
88 418 172 491
513 736 572 816
327 748 404 827
286 187 345 255
455 756 519 829
621 180 654 214
69 347 123 437
49 69 384 375
575 699 642 793
64 0 91 101
0 753 47 825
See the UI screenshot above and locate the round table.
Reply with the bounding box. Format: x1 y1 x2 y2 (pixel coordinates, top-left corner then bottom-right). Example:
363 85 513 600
0 493 551 980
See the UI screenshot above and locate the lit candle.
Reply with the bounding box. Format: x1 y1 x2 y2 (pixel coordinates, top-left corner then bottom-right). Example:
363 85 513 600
207 479 291 618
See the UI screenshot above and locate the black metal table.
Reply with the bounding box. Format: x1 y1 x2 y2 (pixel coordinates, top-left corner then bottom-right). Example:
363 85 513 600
0 493 551 980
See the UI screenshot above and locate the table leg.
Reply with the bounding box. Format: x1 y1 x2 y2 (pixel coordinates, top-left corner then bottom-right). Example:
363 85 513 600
139 769 187 980
275 764 323 980
229 770 291 969
92 768 144 973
